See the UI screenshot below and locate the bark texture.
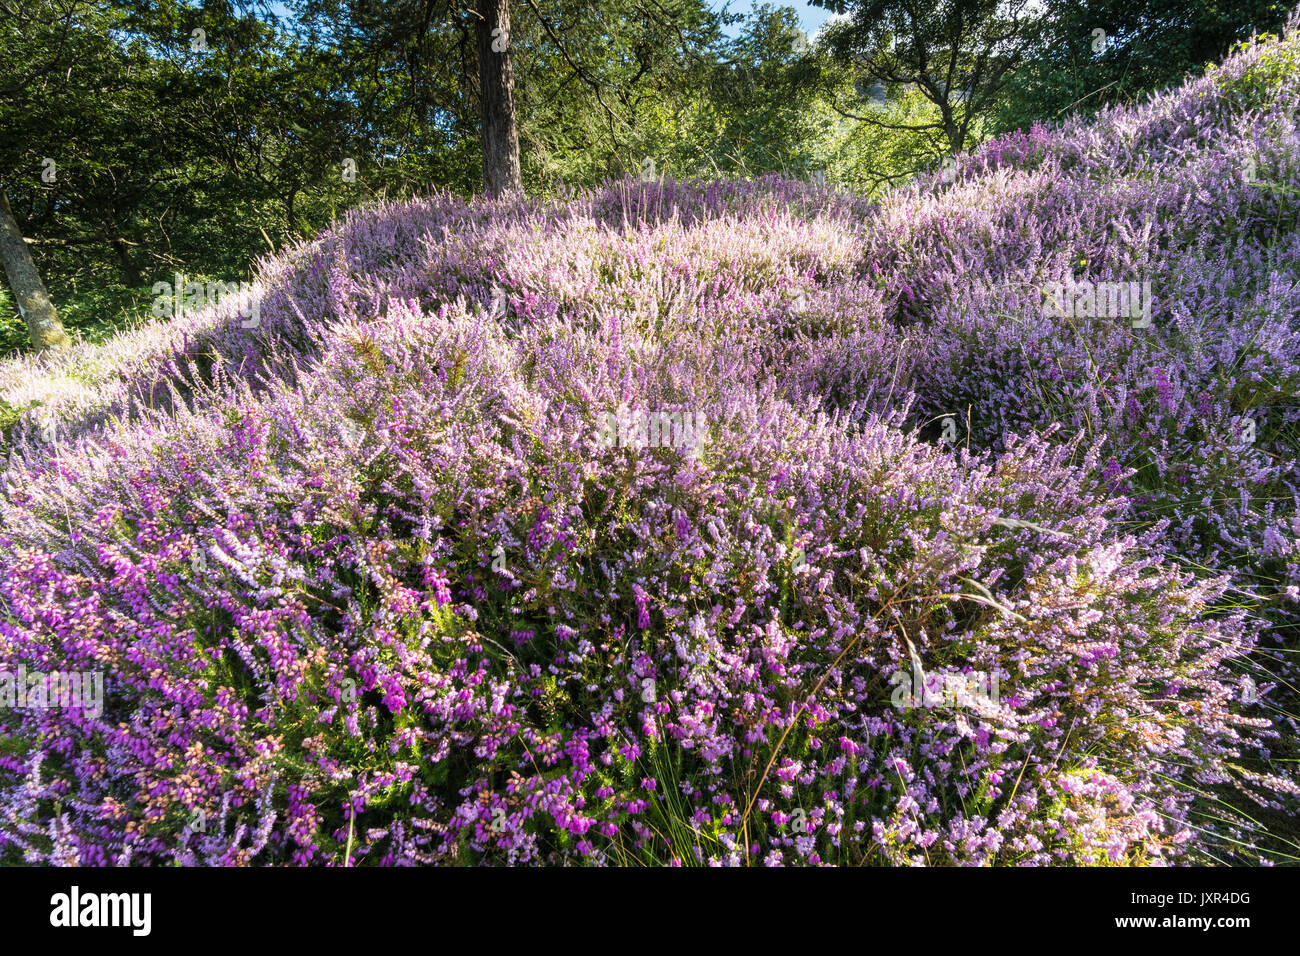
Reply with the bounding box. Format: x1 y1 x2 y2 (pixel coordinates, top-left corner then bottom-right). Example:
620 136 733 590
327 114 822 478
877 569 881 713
476 0 524 198
0 187 70 350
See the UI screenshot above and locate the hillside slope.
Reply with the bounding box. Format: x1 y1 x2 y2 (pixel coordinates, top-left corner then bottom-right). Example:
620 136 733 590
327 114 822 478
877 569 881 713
2 27 1299 866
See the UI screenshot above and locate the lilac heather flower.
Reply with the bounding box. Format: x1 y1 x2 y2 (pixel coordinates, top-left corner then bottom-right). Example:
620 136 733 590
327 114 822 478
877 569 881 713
2 21 1299 866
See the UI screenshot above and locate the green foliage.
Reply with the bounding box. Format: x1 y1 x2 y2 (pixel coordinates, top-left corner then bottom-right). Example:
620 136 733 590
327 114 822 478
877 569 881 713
0 283 154 356
1210 31 1300 109
993 0 1293 133
811 0 1043 156
4 0 1294 352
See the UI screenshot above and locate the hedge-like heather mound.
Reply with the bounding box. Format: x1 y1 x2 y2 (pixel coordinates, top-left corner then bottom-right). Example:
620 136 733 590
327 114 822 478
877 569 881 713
3 27 1300 865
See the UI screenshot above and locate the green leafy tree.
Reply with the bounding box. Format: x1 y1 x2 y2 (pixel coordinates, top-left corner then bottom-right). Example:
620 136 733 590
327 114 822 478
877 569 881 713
0 0 107 348
811 0 1044 157
994 0 1293 132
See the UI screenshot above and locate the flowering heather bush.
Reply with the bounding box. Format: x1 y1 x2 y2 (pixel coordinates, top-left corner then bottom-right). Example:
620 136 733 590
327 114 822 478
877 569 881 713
3 26 1300 866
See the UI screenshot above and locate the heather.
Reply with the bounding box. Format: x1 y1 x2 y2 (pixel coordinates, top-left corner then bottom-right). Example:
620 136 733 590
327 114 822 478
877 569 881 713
3 29 1300 865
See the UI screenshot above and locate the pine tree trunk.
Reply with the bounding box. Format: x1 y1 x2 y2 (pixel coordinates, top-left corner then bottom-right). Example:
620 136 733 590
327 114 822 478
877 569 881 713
476 0 523 198
0 187 70 350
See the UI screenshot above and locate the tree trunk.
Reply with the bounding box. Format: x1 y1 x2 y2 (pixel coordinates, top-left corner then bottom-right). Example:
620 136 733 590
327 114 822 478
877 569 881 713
111 237 144 287
0 187 70 350
475 0 523 198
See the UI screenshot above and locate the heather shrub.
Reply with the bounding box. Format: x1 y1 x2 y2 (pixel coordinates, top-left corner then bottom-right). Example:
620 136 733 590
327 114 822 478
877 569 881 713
0 292 1291 865
4 22 1300 867
853 31 1300 615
